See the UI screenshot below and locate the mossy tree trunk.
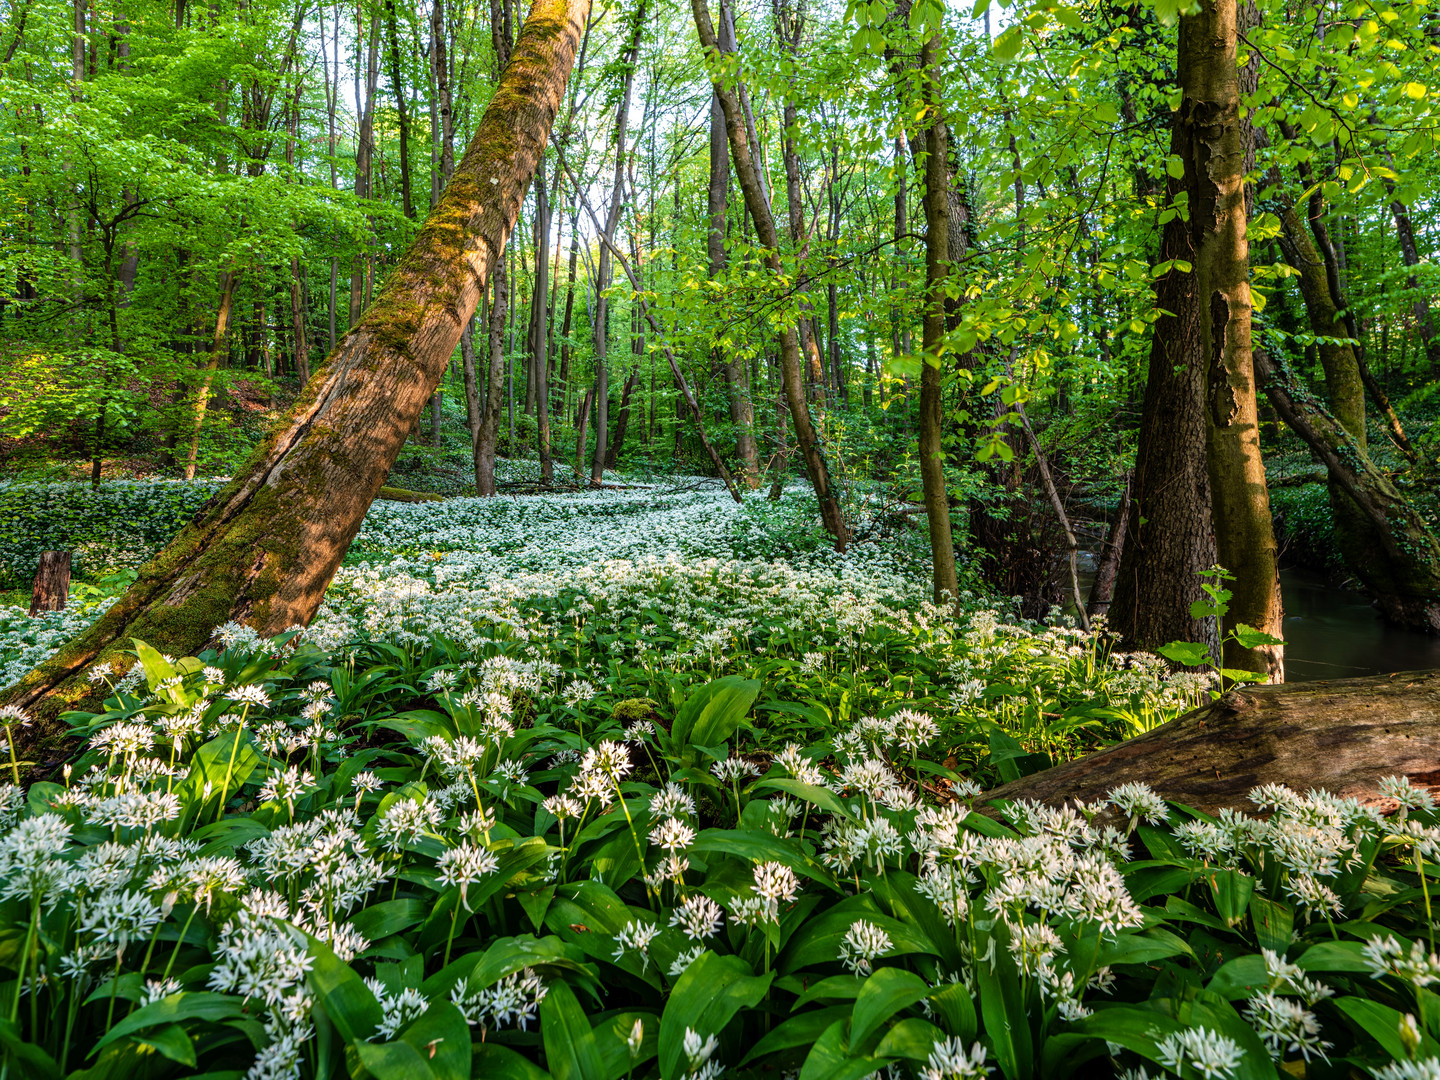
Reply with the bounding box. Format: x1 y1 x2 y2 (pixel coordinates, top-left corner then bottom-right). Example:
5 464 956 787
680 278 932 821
1183 0 1283 678
1 0 592 724
1255 350 1440 631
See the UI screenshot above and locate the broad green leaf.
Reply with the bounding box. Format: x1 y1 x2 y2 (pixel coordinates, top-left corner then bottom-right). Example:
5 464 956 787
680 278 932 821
659 952 772 1080
473 1043 553 1079
306 934 382 1045
672 676 760 749
739 1005 851 1066
541 980 608 1080
974 922 1032 1080
849 967 930 1049
798 1019 887 1080
873 1016 946 1061
92 992 246 1055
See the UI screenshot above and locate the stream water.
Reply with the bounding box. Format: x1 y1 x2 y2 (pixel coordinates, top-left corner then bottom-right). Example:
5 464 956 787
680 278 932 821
1279 568 1440 682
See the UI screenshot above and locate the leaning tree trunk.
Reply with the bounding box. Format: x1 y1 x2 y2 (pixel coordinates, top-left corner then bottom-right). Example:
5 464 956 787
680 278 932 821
1183 0 1282 679
1 0 591 726
1255 350 1440 631
981 669 1440 816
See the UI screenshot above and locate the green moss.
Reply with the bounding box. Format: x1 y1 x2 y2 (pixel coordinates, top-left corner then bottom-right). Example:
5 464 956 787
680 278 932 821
377 487 445 503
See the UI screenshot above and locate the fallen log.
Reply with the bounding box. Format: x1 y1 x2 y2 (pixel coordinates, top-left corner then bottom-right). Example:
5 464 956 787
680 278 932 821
980 669 1440 816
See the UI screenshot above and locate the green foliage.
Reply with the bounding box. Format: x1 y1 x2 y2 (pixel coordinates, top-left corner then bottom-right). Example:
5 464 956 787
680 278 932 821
0 480 221 585
0 632 1432 1080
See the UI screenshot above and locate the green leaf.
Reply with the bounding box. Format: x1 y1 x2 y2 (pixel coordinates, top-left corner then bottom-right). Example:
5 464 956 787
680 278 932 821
132 1024 196 1067
672 676 760 750
849 967 931 1049
398 1002 470 1080
873 1016 946 1061
592 1011 658 1080
659 952 772 1080
92 992 246 1055
350 899 429 942
541 981 608 1080
992 25 1023 61
799 1019 888 1080
740 1005 851 1066
1230 623 1284 649
1334 997 1440 1059
1156 640 1211 667
472 1043 554 1080
306 934 381 1045
974 922 1032 1080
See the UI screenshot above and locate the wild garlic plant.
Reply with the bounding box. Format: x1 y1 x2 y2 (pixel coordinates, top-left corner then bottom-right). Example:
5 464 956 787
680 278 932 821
0 631 1435 1080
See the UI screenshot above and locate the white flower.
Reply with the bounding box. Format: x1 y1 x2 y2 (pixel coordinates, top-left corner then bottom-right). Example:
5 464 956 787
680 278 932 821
669 894 724 941
226 684 271 708
1363 935 1440 987
838 919 891 975
452 967 548 1031
436 842 499 905
1243 990 1329 1061
612 920 660 971
1373 1059 1440 1080
711 758 761 784
649 816 696 853
1107 782 1169 825
366 979 429 1040
1155 1026 1243 1080
921 1036 990 1079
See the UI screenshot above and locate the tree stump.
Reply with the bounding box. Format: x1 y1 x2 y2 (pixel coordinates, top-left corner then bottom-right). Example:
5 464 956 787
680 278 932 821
981 669 1440 816
29 552 72 616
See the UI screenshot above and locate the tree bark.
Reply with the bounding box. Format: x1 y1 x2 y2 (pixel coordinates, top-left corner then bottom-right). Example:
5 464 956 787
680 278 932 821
385 0 414 222
532 154 553 483
574 384 593 481
1110 69 1218 656
29 552 72 616
693 0 846 549
981 669 1440 816
917 33 958 609
475 265 508 496
1382 172 1440 378
1087 472 1130 619
183 268 241 481
1184 0 1282 678
2 0 591 724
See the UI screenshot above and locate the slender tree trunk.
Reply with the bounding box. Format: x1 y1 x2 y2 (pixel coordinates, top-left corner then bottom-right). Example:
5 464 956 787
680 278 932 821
475 267 507 495
2 0 592 724
693 0 846 548
574 384 592 481
349 10 379 327
917 33 957 608
1185 0 1282 678
705 20 758 487
1382 173 1440 377
1088 472 1131 618
385 0 414 221
182 268 240 481
590 1 645 483
533 154 553 482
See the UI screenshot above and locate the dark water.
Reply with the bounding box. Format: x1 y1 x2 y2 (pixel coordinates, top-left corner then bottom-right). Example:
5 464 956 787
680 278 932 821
1281 567 1440 682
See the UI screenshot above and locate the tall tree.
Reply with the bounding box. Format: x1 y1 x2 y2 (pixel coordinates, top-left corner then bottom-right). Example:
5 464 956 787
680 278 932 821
917 29 958 607
591 0 646 485
1184 0 1283 677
